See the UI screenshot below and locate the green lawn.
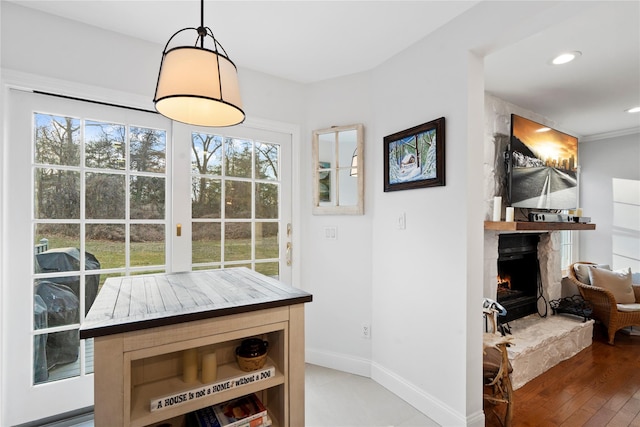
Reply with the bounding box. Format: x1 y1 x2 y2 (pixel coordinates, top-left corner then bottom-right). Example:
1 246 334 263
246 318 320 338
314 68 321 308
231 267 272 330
37 235 280 281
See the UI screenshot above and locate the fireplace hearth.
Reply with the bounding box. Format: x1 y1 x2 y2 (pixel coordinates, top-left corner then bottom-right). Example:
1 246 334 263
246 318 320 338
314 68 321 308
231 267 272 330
497 233 542 323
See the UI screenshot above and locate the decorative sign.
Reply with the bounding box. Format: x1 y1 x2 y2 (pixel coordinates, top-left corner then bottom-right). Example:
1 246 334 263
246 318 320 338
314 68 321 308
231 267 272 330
150 366 276 412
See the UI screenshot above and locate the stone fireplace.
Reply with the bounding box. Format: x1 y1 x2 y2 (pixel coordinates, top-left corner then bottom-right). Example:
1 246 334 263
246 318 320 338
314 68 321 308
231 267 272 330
483 94 594 390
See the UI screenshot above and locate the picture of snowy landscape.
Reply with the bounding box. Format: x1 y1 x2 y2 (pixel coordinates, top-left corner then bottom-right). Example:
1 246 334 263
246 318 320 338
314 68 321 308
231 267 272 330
387 128 437 185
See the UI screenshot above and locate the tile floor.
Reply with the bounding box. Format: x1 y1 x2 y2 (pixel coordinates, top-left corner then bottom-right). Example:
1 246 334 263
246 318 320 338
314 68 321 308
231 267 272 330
305 364 439 427
62 364 439 427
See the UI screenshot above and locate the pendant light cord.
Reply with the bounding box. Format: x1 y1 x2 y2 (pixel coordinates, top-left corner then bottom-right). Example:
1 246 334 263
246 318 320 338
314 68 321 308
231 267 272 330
198 0 205 48
34 90 156 115
201 0 204 29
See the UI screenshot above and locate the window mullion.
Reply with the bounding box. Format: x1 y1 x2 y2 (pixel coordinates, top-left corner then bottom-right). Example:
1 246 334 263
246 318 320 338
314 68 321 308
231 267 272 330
125 124 131 273
251 140 256 269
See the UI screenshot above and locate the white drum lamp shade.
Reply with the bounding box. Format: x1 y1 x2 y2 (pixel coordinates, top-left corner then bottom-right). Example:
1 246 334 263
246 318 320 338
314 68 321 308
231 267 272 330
154 47 244 127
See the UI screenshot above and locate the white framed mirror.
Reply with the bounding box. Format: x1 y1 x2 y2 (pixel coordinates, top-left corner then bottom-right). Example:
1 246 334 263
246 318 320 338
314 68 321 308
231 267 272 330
312 124 364 215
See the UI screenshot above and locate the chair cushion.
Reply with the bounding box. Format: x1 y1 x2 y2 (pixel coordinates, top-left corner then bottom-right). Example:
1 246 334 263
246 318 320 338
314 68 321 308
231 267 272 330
589 267 635 304
617 303 640 312
574 263 610 284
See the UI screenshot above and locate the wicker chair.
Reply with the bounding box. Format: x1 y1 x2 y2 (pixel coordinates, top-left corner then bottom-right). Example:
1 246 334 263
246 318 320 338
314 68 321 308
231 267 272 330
567 262 640 345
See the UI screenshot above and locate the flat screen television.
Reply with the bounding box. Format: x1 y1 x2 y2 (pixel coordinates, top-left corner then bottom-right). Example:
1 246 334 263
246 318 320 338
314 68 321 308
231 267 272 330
507 114 578 210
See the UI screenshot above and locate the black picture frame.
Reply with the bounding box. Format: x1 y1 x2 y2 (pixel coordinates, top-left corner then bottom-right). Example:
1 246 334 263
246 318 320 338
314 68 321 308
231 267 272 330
383 117 445 192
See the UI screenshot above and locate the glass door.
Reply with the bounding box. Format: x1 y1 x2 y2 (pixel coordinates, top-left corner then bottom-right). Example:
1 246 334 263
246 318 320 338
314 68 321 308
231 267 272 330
3 89 172 425
172 123 293 283
3 89 294 425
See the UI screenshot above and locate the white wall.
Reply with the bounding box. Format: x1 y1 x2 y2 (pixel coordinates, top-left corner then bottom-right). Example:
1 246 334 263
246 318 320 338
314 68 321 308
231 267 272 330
367 21 484 427
0 2 4 423
303 72 375 374
579 132 640 268
0 1 156 104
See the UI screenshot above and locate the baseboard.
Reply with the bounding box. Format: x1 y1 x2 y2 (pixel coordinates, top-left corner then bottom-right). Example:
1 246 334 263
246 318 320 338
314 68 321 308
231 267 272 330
371 361 476 427
305 348 371 377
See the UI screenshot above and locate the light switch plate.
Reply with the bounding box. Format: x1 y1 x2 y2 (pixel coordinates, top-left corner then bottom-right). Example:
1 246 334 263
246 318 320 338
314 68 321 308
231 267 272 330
324 227 337 240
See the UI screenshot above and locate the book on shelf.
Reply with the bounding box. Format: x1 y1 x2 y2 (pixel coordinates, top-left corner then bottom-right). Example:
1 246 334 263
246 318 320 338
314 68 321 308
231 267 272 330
186 405 218 427
213 393 268 427
186 393 271 427
186 412 270 427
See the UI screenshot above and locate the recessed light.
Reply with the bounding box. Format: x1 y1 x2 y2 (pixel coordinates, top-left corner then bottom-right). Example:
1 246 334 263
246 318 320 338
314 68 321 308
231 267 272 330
551 51 582 65
626 106 640 113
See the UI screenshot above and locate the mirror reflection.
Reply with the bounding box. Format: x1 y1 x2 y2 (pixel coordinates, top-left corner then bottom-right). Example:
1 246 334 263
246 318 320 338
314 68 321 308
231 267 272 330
312 124 363 215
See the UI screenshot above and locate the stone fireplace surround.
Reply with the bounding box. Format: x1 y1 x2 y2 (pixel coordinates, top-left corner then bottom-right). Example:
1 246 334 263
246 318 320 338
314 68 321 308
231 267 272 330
484 230 594 389
483 95 594 389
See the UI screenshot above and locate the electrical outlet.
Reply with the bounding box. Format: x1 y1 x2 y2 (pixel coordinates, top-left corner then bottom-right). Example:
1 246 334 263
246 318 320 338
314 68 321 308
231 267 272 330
361 323 371 339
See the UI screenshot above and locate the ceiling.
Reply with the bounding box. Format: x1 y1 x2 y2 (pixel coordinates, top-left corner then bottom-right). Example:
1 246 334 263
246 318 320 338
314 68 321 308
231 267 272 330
484 1 640 140
6 1 640 140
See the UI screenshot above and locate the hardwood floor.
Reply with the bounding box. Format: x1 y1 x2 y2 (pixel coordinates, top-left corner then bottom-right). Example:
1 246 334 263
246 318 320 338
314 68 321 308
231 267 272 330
493 325 640 426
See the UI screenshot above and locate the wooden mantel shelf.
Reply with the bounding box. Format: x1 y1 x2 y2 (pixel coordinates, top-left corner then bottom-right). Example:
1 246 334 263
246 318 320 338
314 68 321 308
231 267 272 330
484 221 596 232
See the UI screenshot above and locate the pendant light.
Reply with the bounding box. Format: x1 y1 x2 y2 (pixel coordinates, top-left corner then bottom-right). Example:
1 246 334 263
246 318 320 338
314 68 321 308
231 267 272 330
153 0 245 127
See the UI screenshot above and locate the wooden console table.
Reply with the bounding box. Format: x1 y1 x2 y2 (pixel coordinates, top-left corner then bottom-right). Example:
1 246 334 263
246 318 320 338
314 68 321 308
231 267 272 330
80 268 312 427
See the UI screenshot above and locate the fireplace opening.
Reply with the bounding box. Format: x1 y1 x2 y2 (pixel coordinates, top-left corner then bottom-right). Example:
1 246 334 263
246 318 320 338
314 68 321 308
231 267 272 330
497 233 544 323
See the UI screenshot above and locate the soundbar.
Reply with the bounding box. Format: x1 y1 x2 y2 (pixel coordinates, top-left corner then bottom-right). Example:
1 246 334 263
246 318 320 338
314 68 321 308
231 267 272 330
528 212 591 223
